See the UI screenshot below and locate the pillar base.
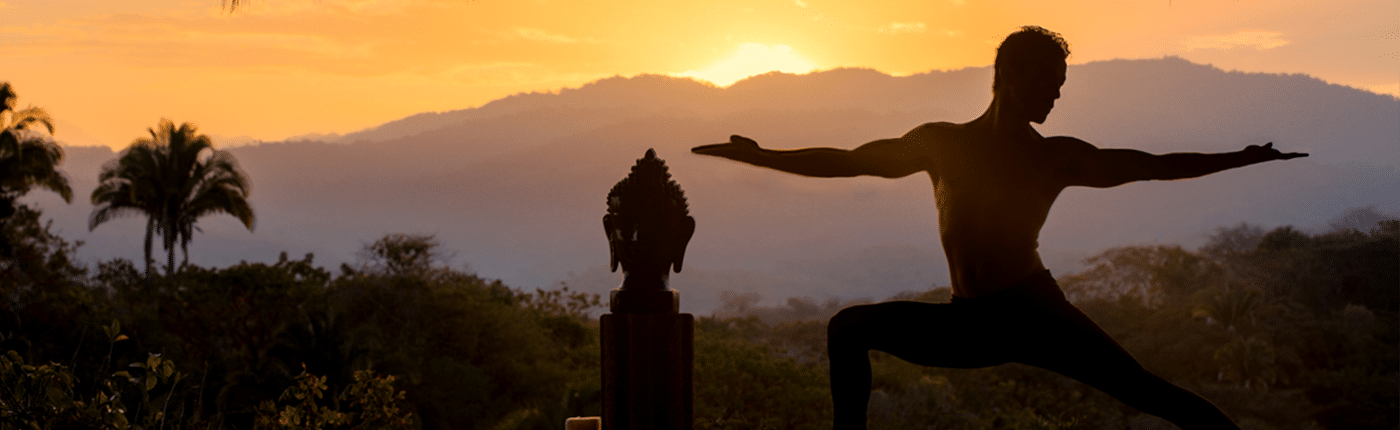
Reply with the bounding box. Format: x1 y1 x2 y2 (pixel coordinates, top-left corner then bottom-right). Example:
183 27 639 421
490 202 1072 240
600 313 693 430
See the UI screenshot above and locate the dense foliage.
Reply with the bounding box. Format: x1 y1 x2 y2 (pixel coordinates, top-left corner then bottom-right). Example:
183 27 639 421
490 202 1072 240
1 203 1395 429
1 211 602 429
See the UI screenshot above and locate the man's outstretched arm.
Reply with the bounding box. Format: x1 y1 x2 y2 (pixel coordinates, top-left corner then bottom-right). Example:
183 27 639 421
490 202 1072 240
691 135 928 178
1062 139 1308 188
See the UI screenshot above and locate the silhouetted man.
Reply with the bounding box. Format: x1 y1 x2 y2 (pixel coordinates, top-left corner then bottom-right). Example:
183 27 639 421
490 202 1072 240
692 26 1306 429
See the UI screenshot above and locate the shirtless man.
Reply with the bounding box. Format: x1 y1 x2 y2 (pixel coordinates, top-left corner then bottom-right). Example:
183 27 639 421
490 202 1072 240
691 26 1306 429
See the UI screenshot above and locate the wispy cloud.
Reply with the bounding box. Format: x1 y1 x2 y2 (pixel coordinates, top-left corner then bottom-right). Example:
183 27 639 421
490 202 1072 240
513 28 593 44
231 0 412 16
0 24 82 54
878 22 926 35
794 0 809 8
0 13 386 75
189 31 377 58
336 0 412 14
1183 30 1289 51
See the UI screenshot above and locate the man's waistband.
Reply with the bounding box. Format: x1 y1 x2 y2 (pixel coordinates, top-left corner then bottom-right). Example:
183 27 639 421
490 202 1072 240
950 270 1064 306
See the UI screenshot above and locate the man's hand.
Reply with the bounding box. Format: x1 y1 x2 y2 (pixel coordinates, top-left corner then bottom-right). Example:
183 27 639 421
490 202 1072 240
1243 142 1308 163
692 135 762 160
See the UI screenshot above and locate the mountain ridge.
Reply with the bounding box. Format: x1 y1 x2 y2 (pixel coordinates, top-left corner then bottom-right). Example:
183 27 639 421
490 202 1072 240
292 57 1394 154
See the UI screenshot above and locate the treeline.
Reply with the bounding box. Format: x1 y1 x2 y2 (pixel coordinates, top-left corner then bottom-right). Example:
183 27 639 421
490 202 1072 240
693 218 1398 430
1 205 600 429
2 201 1396 429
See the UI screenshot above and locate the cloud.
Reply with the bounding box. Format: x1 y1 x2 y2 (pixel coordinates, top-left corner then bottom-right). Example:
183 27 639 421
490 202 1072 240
104 27 375 64
188 31 377 58
1182 30 1290 51
230 0 411 16
878 22 926 35
0 25 74 55
336 0 411 14
0 12 382 69
513 28 592 44
794 0 809 8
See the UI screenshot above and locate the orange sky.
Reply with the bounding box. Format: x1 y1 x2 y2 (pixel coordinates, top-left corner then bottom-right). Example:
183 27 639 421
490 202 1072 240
2 0 1396 149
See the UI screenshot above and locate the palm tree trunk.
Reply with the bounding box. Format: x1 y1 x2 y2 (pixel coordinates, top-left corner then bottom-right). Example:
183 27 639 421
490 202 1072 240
143 217 154 280
166 233 176 277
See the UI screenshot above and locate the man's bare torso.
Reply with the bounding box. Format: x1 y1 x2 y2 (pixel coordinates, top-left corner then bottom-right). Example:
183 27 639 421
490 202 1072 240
906 121 1087 298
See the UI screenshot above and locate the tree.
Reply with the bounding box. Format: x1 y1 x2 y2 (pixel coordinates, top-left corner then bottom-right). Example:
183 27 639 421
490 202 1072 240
334 234 589 430
0 82 72 257
91 119 254 276
90 142 163 277
1059 244 1220 308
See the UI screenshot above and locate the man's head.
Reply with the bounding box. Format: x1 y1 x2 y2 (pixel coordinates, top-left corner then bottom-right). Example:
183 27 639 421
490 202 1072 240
993 26 1070 124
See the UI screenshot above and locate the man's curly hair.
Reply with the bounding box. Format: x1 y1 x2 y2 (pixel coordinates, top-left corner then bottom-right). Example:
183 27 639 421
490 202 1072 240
993 25 1071 91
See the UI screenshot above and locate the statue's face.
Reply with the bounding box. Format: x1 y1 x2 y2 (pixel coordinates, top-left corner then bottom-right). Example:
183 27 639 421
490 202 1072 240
604 210 695 277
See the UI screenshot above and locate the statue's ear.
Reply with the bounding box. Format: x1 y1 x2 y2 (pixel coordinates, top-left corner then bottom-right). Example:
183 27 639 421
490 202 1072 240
603 215 619 272
672 215 696 273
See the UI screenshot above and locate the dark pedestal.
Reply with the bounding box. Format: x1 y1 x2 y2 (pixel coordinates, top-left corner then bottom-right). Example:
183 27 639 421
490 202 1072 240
600 312 694 430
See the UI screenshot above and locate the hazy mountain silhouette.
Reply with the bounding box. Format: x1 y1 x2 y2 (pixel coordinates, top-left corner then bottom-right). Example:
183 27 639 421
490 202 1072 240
28 57 1399 313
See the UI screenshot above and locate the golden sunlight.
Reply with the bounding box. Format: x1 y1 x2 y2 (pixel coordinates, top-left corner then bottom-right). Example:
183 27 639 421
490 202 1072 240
677 43 819 87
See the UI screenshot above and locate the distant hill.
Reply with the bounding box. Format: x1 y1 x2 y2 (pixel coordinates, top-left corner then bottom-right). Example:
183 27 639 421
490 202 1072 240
30 57 1400 313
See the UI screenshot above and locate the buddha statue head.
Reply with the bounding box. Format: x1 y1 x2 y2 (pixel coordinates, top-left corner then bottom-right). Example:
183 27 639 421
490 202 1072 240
604 149 695 291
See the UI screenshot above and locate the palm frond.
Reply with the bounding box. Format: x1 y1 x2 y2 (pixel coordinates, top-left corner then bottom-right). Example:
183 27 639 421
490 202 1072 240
89 205 149 231
0 110 71 202
0 83 16 112
7 106 55 135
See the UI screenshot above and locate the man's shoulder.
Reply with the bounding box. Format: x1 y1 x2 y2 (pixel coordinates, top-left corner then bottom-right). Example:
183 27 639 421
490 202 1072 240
903 121 964 141
909 121 962 133
1042 135 1096 152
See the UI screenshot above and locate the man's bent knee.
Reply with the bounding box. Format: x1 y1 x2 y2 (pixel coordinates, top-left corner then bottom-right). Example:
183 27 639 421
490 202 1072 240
828 304 882 346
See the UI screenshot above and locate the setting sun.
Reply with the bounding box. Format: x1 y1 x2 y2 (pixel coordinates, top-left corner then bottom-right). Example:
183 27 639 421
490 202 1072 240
677 43 820 87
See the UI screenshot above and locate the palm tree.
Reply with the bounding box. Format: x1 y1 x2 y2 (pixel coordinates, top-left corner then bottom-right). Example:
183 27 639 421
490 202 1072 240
0 82 72 257
90 141 165 277
165 135 255 271
0 82 73 206
91 119 254 276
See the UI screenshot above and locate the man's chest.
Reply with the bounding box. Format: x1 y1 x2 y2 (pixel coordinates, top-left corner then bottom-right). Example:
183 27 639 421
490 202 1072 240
931 142 1068 198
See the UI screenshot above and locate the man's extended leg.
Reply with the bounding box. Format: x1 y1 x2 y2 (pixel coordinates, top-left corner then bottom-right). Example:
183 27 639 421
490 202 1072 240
1015 298 1241 429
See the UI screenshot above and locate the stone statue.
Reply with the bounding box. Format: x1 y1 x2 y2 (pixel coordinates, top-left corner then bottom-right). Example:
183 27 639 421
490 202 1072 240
603 149 696 312
600 149 696 430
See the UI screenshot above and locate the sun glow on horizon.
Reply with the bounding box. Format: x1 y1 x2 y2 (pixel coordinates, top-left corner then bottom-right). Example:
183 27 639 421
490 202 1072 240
677 43 820 87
